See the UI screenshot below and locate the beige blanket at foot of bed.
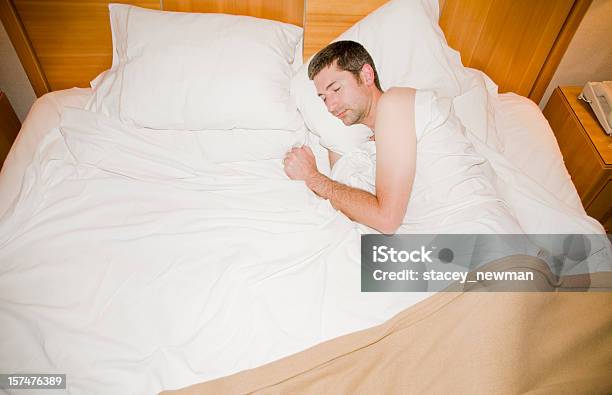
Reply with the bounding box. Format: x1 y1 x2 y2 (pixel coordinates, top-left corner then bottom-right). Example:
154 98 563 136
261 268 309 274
162 255 612 395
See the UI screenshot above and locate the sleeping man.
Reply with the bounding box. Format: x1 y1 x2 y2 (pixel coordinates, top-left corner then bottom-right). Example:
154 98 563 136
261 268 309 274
283 41 414 234
283 40 522 235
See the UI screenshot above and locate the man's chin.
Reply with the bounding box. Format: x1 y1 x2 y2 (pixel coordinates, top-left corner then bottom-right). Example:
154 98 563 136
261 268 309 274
332 112 355 126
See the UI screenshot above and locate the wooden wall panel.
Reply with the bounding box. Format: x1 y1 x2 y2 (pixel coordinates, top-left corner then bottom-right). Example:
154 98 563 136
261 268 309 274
439 0 574 98
1 0 593 101
163 0 304 26
5 0 303 93
304 0 591 102
12 0 160 92
528 0 592 102
303 0 387 60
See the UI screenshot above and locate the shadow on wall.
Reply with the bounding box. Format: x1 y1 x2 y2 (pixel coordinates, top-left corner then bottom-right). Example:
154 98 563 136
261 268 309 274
0 21 37 122
539 0 612 109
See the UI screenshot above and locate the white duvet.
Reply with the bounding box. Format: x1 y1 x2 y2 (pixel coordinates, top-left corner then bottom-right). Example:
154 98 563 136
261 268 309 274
0 97 608 393
0 107 431 393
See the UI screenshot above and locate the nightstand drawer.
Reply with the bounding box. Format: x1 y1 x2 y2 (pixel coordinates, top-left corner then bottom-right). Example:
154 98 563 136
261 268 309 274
544 87 612 231
588 181 612 230
550 104 603 202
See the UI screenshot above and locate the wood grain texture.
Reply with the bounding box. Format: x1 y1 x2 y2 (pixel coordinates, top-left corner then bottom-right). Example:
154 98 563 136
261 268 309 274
12 0 160 91
0 0 49 96
560 87 611 166
162 0 304 26
303 0 387 59
2 0 592 99
543 87 612 231
529 0 592 103
588 181 611 231
0 91 21 168
440 0 575 98
5 0 303 91
304 0 590 102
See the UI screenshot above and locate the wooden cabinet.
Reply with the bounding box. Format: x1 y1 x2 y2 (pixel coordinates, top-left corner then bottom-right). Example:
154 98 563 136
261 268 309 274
543 86 612 231
0 90 21 168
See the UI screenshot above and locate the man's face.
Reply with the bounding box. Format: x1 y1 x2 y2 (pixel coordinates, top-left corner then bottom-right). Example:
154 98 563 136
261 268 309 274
313 63 369 126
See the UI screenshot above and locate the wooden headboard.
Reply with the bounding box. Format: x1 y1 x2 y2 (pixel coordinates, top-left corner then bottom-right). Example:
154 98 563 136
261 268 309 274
1 0 591 103
0 0 304 95
304 0 592 102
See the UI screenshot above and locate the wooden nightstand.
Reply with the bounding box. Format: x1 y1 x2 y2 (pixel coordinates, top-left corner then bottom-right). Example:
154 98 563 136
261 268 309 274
0 90 21 168
543 86 612 232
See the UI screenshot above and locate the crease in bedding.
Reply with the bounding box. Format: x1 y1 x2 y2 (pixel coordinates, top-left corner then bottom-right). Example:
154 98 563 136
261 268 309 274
0 107 433 393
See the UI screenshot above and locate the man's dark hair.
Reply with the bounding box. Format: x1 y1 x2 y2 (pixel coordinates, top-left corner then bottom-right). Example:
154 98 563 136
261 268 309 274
308 41 382 91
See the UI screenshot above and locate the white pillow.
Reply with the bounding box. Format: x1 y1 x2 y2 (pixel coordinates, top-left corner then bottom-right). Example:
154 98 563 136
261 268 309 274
291 0 503 154
87 4 304 131
291 71 372 154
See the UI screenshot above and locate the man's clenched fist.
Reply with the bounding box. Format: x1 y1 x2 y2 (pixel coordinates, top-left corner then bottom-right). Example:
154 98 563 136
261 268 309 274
283 146 319 182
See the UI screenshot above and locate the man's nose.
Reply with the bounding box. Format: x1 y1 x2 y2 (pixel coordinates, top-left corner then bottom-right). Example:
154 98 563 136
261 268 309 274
326 96 339 114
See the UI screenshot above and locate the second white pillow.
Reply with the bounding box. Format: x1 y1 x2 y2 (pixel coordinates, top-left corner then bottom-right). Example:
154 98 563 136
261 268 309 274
291 0 503 154
90 4 305 132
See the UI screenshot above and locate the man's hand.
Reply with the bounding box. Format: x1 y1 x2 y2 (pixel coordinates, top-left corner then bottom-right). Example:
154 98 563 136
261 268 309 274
283 146 319 182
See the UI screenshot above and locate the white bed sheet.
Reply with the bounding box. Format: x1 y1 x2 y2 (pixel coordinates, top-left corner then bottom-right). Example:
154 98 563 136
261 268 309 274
0 88 605 394
0 88 91 218
494 92 584 213
0 93 425 394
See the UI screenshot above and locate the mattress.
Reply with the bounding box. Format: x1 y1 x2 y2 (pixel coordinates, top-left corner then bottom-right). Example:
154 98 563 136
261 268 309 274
0 88 605 393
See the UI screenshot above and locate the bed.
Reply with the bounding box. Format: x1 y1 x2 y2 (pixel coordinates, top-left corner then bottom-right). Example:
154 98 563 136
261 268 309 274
1 0 611 393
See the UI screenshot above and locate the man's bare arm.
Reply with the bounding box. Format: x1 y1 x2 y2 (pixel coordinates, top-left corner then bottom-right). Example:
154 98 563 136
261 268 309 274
306 173 395 233
308 88 417 234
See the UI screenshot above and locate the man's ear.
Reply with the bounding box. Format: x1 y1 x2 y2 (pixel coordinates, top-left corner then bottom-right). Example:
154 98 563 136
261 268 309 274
360 64 375 87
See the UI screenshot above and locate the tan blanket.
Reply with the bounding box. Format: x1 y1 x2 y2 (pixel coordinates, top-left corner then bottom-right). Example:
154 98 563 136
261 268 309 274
162 255 612 394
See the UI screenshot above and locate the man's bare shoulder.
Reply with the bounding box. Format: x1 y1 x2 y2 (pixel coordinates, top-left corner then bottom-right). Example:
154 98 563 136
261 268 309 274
376 87 416 119
377 87 416 112
381 87 416 101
